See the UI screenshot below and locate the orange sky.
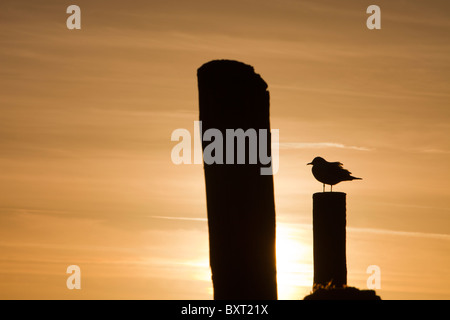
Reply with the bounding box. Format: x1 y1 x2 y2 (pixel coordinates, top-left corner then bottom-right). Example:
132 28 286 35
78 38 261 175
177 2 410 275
0 0 449 299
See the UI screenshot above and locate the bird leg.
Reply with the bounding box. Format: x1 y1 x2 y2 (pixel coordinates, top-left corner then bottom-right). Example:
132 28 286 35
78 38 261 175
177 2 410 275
323 184 325 192
331 185 333 192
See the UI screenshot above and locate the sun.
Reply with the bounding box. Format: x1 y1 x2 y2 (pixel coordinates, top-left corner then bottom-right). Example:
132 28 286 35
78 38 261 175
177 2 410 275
276 223 313 299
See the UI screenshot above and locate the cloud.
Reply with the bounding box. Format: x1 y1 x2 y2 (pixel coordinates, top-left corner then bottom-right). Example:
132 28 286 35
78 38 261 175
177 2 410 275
347 226 450 241
278 142 371 151
419 148 450 155
286 222 450 241
150 215 207 222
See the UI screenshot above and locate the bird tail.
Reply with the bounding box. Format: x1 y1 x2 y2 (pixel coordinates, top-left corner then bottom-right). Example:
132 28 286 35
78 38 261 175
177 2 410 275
350 176 362 180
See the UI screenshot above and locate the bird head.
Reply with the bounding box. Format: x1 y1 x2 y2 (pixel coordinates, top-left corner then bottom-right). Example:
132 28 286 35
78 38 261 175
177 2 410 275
307 156 326 166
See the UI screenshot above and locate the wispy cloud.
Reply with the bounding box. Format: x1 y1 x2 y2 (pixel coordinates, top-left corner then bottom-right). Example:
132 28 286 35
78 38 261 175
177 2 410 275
347 227 450 241
278 142 371 151
418 148 450 155
151 215 207 222
286 222 450 241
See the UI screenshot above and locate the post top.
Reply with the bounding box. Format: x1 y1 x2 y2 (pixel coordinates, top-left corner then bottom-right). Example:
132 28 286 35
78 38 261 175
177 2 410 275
197 59 268 91
313 192 346 198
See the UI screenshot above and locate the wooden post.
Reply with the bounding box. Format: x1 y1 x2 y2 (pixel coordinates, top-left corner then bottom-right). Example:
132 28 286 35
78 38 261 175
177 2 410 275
312 192 347 288
198 60 277 300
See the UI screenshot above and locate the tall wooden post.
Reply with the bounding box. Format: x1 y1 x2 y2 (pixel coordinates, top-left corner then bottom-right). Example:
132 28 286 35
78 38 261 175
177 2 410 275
312 192 347 288
198 60 277 300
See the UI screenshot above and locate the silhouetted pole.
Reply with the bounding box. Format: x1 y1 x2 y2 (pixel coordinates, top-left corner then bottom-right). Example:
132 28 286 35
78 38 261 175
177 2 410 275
313 192 347 288
198 60 277 300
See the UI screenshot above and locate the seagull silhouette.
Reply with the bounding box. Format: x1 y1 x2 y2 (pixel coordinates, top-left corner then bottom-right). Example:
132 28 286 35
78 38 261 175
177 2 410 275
307 156 362 192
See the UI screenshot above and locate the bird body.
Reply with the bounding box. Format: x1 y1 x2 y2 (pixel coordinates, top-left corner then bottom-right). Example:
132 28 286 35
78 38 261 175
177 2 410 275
307 156 361 192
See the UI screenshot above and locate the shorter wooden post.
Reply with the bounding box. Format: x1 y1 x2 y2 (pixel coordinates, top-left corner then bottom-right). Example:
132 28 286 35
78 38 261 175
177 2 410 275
312 192 347 288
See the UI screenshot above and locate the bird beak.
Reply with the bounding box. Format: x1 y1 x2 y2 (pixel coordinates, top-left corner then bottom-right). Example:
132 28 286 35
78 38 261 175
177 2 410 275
307 162 312 165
